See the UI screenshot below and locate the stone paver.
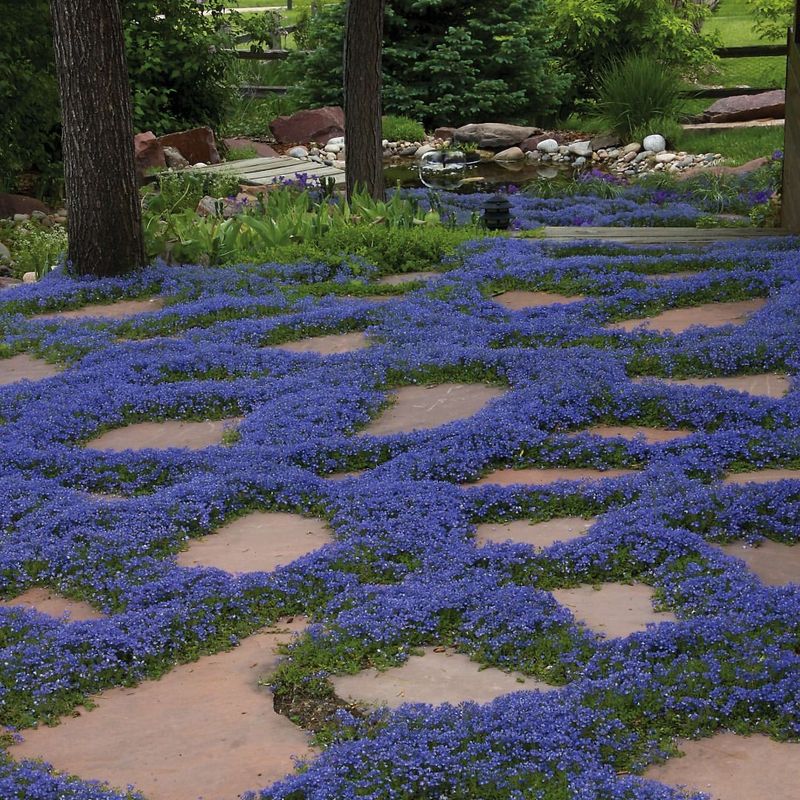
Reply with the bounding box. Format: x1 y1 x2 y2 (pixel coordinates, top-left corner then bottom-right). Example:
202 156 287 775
0 588 103 621
635 373 790 398
493 290 585 310
177 511 332 573
332 647 553 708
324 470 366 481
0 353 63 385
551 582 676 638
720 540 800 586
475 516 596 549
361 383 505 436
608 299 765 333
471 467 637 486
377 271 440 286
723 469 800 485
583 425 691 443
272 332 370 354
11 620 312 800
643 271 702 282
644 733 800 800
33 298 164 321
85 418 240 452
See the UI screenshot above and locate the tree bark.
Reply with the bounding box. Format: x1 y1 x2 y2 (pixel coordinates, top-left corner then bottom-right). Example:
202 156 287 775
50 0 145 276
343 0 385 201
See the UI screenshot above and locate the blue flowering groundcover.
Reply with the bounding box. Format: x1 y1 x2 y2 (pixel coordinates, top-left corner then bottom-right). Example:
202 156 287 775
2 232 800 799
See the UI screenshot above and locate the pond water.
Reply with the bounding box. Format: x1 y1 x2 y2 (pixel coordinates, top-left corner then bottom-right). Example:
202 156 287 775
384 160 574 194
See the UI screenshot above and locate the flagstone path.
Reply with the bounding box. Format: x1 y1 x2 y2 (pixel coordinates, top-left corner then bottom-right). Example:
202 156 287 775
608 299 765 333
32 297 164 321
85 418 240 451
493 290 585 310
475 516 596 549
271 331 370 354
376 271 440 286
0 353 63 384
0 588 104 621
472 466 638 486
635 373 791 397
582 424 691 443
719 540 800 586
10 620 312 800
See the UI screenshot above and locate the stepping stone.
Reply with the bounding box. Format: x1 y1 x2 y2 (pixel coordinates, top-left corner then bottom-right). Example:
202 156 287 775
582 425 691 444
272 332 370 354
719 540 800 586
723 469 800 485
493 290 585 310
609 299 765 334
377 271 439 286
644 732 800 800
10 620 312 800
324 470 365 481
361 383 505 437
0 353 63 385
177 511 332 573
551 582 676 638
0 588 103 621
475 516 596 549
33 297 164 321
331 647 553 709
85 419 240 452
471 467 637 487
635 374 790 398
642 271 702 282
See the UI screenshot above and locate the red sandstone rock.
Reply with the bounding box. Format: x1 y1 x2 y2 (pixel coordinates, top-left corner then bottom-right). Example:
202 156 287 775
157 127 221 165
223 137 279 157
520 133 555 152
0 193 50 219
434 126 457 141
270 106 345 145
703 90 785 123
134 131 166 173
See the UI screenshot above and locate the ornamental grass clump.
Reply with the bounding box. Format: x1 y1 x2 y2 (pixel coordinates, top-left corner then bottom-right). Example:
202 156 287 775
595 54 684 143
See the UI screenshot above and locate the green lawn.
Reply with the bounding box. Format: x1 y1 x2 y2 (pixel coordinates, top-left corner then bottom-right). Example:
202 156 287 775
677 126 784 164
707 0 783 46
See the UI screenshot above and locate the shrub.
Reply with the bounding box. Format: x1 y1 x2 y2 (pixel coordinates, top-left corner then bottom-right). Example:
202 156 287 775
551 0 718 102
747 0 794 40
596 55 683 141
0 221 68 279
290 0 570 128
382 116 426 143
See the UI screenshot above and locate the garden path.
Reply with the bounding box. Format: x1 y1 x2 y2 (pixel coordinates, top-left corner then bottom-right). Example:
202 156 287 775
189 156 346 187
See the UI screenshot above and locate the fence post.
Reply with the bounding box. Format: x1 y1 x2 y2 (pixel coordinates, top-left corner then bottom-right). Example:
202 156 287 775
783 3 800 232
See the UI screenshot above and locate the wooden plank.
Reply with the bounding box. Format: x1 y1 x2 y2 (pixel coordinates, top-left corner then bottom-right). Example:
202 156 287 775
682 119 784 131
191 157 299 172
716 44 787 57
238 85 289 98
782 30 800 232
539 227 789 244
682 86 777 98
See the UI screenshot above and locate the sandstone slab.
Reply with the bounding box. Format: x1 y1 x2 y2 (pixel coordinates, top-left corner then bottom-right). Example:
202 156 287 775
0 588 103 621
551 582 676 638
272 332 370 354
178 511 332 573
609 299 765 334
360 383 505 437
723 469 800 485
583 425 691 444
377 271 439 286
644 732 800 800
453 123 540 149
0 353 63 385
471 467 637 487
493 290 585 310
634 373 790 398
703 90 785 123
11 621 312 800
157 127 220 165
475 516 596 549
332 647 552 708
720 540 800 586
223 137 279 157
134 131 166 173
0 193 50 220
85 419 240 452
33 297 165 321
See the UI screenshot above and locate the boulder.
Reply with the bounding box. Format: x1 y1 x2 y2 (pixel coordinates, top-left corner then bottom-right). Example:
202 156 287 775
623 142 642 154
520 133 554 152
434 126 456 141
163 146 190 170
287 146 309 159
643 134 667 153
679 155 770 180
703 90 785 122
590 133 621 150
223 137 279 157
157 127 220 165
0 193 50 220
0 242 10 261
536 138 560 154
134 131 166 173
453 123 541 149
568 140 592 158
270 106 345 146
494 146 525 161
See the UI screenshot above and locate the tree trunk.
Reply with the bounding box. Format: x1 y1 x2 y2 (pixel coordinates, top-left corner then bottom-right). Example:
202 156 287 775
343 0 385 201
50 0 145 277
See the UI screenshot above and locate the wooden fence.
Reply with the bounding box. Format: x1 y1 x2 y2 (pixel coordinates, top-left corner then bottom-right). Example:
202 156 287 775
783 12 800 232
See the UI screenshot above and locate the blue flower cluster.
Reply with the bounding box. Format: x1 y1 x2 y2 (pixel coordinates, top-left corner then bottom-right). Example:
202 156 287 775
1 232 800 798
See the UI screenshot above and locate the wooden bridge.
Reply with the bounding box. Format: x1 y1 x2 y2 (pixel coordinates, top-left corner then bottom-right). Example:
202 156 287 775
190 156 346 187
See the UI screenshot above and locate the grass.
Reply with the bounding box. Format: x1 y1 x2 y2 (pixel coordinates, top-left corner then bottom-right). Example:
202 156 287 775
676 126 784 164
707 0 783 46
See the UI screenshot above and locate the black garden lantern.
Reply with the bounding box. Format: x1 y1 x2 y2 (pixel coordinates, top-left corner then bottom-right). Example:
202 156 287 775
482 194 512 230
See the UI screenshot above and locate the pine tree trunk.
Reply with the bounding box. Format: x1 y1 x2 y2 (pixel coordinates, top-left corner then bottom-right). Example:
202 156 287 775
50 0 145 277
343 0 386 201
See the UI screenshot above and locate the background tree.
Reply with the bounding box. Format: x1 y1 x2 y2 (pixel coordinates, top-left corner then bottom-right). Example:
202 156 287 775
50 0 145 276
344 0 386 200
